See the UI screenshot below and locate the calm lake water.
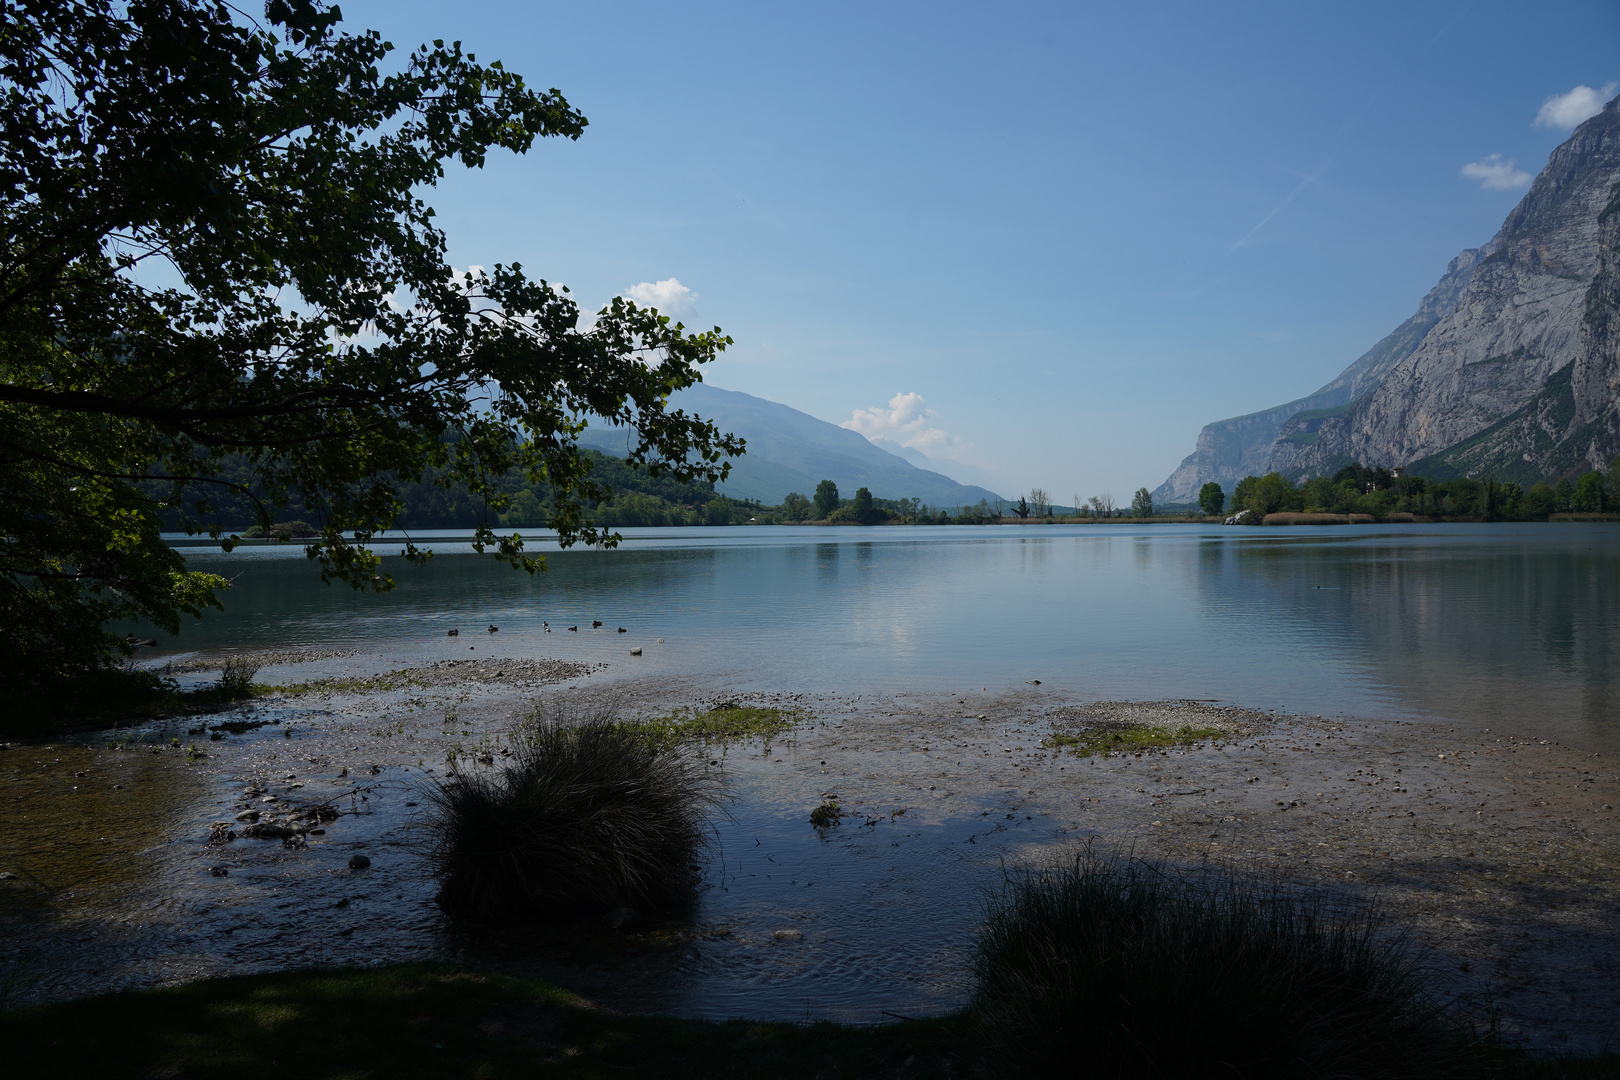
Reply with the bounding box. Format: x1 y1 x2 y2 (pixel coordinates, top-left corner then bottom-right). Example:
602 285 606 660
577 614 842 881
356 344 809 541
7 522 1617 1024
157 522 1620 747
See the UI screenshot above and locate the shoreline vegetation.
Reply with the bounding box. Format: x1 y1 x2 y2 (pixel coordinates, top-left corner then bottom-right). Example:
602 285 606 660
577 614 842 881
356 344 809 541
202 455 1620 537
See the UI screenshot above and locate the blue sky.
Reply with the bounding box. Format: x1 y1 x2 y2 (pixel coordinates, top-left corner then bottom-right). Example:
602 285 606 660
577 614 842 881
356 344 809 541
342 0 1617 501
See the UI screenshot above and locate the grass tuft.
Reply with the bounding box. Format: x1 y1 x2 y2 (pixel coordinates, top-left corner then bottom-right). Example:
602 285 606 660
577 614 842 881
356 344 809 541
973 847 1490 1079
426 707 726 920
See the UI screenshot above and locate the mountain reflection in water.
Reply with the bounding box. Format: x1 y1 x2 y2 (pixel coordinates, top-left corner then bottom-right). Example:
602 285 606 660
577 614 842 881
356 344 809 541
153 522 1619 747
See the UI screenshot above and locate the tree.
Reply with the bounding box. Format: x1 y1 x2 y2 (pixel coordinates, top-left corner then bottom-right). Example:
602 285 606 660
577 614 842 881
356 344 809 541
1608 457 1620 506
1572 470 1606 513
813 480 840 519
1012 495 1031 519
1523 482 1557 519
851 486 877 524
1554 478 1575 512
1240 473 1296 516
1028 488 1050 517
1131 488 1153 519
1198 482 1224 517
0 0 742 684
1088 493 1115 518
781 492 812 522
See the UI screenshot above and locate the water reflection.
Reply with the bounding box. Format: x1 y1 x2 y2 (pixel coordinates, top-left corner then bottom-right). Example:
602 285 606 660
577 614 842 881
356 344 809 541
139 523 1620 746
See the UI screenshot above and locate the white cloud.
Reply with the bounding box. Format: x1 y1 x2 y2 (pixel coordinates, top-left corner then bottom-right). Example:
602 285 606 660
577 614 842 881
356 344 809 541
843 392 972 462
623 277 697 317
1460 154 1531 191
1534 83 1617 130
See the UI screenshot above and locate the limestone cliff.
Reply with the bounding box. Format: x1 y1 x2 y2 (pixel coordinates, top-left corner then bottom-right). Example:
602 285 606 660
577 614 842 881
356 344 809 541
1151 246 1482 503
1155 94 1620 499
1279 96 1620 479
1409 176 1620 483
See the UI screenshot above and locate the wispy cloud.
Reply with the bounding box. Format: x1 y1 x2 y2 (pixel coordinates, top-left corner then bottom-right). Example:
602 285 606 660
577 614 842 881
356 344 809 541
1534 83 1617 130
623 277 697 317
843 392 971 461
1460 154 1531 191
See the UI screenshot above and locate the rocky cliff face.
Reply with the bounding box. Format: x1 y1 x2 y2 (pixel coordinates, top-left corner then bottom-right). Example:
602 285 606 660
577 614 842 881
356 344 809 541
1409 177 1620 482
1152 246 1482 503
1156 95 1620 500
1279 96 1620 479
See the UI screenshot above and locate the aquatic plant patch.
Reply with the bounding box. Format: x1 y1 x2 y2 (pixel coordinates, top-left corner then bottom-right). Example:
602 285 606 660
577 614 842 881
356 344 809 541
635 704 798 751
1045 722 1225 757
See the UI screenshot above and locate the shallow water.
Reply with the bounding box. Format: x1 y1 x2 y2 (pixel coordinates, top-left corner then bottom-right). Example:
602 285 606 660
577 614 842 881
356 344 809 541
154 522 1620 746
5 522 1619 1020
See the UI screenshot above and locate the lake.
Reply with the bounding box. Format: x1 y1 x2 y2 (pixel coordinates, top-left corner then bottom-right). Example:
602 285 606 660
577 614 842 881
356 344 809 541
6 521 1617 1027
156 521 1620 748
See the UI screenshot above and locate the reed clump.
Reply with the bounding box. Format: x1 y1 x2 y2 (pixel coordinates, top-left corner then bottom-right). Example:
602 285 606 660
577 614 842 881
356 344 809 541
973 849 1488 1079
427 710 724 920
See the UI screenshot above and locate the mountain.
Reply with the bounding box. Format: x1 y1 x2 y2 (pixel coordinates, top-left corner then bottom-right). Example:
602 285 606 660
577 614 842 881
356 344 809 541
577 383 1004 508
1152 248 1484 503
868 437 1010 494
1156 94 1620 498
869 437 933 469
1409 175 1620 483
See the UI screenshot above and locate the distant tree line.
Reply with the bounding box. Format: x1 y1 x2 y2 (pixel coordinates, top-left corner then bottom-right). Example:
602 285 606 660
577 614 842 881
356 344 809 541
1196 459 1620 522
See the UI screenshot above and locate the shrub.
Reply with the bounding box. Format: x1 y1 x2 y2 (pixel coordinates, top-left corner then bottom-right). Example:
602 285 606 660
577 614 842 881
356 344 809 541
217 657 259 696
427 710 724 920
972 849 1485 1079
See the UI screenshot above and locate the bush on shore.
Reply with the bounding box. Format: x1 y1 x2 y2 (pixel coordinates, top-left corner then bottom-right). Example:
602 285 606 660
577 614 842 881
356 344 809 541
973 849 1488 1079
427 710 725 920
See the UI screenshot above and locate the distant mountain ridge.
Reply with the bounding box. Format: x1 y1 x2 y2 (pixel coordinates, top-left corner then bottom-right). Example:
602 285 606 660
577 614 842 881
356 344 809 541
577 382 1004 508
1155 93 1620 499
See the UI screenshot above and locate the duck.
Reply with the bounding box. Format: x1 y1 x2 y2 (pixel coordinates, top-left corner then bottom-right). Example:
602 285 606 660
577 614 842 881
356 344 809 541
617 627 627 633
567 625 578 632
446 628 459 637
592 620 603 628
487 625 498 634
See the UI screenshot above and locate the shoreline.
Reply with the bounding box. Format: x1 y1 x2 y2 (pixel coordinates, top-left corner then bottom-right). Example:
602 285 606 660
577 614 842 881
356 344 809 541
3 666 1618 1049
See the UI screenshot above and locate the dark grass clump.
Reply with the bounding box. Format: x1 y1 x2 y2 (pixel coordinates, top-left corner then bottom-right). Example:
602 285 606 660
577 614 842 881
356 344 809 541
426 712 724 920
973 849 1490 1079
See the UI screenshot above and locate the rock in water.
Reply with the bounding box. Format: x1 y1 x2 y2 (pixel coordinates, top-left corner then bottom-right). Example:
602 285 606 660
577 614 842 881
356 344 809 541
348 854 371 870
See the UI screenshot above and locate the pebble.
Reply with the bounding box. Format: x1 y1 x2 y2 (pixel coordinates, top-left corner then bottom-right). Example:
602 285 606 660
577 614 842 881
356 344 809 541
773 928 803 942
209 866 228 877
235 809 261 822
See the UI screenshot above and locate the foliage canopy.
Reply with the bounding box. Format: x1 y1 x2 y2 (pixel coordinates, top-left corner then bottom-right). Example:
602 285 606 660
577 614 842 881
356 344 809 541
0 0 740 683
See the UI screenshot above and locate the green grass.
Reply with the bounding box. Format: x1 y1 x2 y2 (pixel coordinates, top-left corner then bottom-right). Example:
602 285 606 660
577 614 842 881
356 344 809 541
634 704 797 751
1045 723 1225 757
0 963 973 1079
